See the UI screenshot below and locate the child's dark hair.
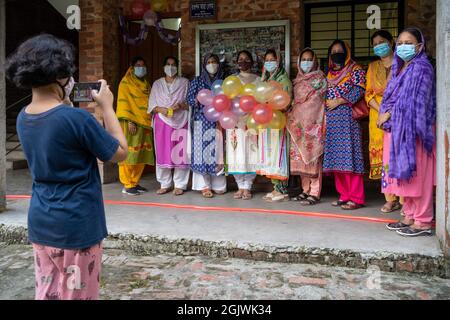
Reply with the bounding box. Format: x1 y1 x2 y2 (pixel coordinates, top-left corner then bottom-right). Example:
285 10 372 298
5 34 76 89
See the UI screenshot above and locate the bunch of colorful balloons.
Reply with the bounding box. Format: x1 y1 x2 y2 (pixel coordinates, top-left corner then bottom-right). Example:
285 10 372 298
196 76 291 130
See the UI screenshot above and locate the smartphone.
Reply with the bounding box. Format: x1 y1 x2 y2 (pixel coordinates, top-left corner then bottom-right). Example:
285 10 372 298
71 82 101 103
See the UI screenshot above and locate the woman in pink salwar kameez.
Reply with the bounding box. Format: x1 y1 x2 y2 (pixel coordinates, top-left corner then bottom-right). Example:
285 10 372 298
148 56 191 196
378 27 436 237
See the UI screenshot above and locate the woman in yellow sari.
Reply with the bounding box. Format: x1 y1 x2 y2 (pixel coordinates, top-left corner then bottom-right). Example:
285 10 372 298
116 57 155 195
365 30 401 213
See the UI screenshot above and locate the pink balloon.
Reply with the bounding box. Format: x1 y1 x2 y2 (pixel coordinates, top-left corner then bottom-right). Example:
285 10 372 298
204 105 222 122
219 111 238 129
197 89 213 106
212 94 231 112
231 97 247 117
252 104 273 125
239 96 256 113
269 90 291 110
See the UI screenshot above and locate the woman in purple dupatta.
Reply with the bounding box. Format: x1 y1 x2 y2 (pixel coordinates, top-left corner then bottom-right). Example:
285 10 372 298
379 27 436 237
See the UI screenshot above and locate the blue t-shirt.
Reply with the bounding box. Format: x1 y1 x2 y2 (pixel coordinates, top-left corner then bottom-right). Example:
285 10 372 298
16 105 119 249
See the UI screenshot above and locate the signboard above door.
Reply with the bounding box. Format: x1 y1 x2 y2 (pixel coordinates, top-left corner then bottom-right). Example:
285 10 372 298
190 0 217 20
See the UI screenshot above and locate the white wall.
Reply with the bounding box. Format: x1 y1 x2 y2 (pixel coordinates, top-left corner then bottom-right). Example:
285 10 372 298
436 0 450 254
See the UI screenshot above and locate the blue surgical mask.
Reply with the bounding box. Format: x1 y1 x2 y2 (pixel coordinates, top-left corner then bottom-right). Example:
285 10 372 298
374 43 392 58
264 61 277 73
396 44 418 62
300 61 314 73
134 66 147 78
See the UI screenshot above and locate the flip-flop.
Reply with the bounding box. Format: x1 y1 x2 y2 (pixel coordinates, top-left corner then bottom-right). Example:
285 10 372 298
157 188 171 195
173 188 184 196
202 189 214 198
381 202 402 213
242 190 253 200
234 190 244 199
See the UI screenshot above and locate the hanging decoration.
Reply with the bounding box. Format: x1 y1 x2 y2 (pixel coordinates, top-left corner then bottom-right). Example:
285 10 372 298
119 14 149 46
120 0 181 47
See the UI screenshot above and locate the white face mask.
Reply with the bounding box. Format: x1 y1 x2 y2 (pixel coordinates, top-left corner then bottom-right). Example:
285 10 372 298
206 63 219 75
65 77 75 100
164 65 178 77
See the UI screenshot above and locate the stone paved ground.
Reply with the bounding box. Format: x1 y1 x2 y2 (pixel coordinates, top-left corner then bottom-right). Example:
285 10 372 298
0 242 449 300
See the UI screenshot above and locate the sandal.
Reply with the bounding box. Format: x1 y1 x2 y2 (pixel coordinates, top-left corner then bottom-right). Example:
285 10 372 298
300 196 320 206
157 188 171 195
234 190 244 199
173 188 184 196
262 191 275 201
242 190 252 200
332 200 348 207
381 201 402 214
292 193 309 201
267 193 290 203
341 201 364 210
202 189 214 198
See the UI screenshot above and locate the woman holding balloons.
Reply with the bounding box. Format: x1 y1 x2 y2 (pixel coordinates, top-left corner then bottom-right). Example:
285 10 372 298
258 49 293 203
187 54 227 198
287 48 327 206
226 50 260 200
324 40 366 210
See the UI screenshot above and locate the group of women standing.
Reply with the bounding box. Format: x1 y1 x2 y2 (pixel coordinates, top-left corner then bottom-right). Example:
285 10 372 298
117 26 436 238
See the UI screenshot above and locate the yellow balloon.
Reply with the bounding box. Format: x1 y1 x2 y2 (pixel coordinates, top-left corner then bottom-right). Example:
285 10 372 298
241 83 257 97
246 115 268 131
254 82 272 103
268 110 287 130
223 76 243 99
152 0 168 12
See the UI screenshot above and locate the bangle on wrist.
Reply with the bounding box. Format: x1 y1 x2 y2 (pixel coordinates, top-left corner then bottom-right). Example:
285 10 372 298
166 108 174 118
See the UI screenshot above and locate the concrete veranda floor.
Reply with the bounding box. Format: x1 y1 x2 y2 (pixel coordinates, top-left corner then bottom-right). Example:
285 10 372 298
1 169 443 260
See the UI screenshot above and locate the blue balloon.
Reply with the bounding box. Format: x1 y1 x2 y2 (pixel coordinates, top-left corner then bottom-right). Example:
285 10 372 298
212 80 224 96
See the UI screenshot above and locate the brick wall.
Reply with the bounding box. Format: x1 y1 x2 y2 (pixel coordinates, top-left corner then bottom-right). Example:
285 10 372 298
407 0 436 58
79 0 122 183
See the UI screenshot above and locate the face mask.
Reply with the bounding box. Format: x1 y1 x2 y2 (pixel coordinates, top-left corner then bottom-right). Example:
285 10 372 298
396 44 418 62
206 63 219 75
134 66 147 78
164 65 178 77
264 61 277 73
331 53 346 67
374 43 392 58
300 61 314 73
238 61 252 71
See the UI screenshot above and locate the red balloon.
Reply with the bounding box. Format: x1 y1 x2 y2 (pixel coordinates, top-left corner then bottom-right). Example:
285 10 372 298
131 0 148 17
212 94 231 112
252 104 273 125
239 96 256 113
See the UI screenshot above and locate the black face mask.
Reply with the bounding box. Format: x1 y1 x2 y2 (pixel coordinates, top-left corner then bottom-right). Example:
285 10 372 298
331 53 346 67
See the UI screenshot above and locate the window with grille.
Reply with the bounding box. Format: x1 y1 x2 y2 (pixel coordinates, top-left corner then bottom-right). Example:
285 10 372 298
305 1 404 65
